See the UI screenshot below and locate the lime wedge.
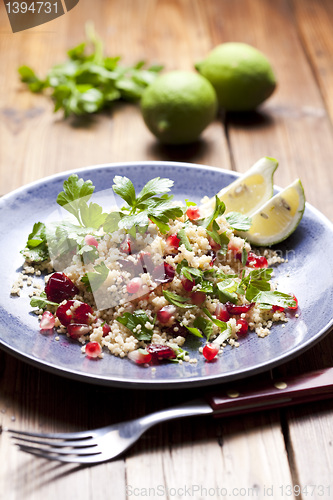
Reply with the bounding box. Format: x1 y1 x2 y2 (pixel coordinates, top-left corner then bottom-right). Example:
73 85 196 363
201 157 278 215
238 179 305 246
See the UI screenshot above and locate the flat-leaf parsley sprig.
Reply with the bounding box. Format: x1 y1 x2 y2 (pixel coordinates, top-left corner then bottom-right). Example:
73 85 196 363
104 176 185 236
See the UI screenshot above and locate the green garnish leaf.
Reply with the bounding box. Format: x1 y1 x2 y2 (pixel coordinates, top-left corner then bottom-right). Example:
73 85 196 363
249 290 297 309
193 316 214 341
112 176 136 207
183 325 204 338
56 174 95 221
30 292 59 310
21 222 49 262
202 307 228 330
81 262 109 292
206 221 229 255
136 177 173 204
199 196 226 229
177 228 192 251
216 278 239 304
225 212 252 231
116 310 154 341
103 212 123 233
163 290 195 309
80 202 108 229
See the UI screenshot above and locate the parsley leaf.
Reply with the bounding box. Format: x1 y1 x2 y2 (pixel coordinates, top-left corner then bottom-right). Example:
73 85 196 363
81 262 109 292
80 202 108 229
199 196 226 229
163 290 195 309
177 228 192 251
116 310 154 341
30 292 59 310
225 212 252 231
57 174 95 221
249 290 297 309
112 176 136 206
21 222 49 262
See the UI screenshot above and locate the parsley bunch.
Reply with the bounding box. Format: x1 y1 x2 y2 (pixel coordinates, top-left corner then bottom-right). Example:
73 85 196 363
18 24 163 118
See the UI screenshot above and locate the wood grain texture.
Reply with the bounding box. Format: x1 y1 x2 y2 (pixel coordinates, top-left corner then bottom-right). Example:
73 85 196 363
1 0 333 499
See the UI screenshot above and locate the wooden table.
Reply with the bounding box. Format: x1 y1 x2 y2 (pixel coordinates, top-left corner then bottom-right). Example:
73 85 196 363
1 1 333 498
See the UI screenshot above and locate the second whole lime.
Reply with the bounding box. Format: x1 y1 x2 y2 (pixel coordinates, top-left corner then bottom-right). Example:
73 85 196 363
140 71 218 144
195 43 277 111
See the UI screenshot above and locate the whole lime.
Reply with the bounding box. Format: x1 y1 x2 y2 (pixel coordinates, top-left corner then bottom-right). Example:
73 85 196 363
195 43 277 111
140 71 218 144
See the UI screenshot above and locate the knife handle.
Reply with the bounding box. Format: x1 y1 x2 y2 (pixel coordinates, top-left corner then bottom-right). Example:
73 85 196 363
207 367 333 417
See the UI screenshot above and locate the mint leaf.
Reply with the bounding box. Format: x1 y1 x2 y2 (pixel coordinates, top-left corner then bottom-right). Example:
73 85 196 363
116 310 154 341
81 262 109 292
203 307 228 330
163 290 195 309
225 212 252 231
30 292 58 310
112 176 136 207
183 325 204 338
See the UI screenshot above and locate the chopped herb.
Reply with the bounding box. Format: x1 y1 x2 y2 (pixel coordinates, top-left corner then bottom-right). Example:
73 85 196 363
116 310 154 341
177 228 192 251
163 290 195 309
81 262 109 292
21 222 49 262
30 292 58 310
225 212 252 231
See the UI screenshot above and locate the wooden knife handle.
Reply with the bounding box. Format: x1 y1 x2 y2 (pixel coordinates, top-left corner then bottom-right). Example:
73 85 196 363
207 367 333 417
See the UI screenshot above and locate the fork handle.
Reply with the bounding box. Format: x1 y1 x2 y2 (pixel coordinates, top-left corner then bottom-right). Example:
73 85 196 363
208 367 333 417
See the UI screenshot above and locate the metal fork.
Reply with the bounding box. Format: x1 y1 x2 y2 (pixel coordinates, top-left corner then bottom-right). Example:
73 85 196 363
5 399 213 464
5 367 333 464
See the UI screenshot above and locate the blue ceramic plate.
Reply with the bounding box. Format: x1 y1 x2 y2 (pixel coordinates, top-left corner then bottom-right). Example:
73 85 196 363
0 161 332 389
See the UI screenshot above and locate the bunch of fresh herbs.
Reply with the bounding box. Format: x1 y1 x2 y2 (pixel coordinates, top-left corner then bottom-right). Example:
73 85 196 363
18 24 163 118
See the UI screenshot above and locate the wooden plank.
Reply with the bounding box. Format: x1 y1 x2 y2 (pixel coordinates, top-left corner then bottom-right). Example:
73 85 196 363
292 0 333 125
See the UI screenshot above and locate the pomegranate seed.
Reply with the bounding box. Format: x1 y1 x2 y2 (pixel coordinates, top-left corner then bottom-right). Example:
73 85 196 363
246 251 268 268
56 300 93 326
39 311 55 331
215 303 230 322
236 318 248 335
157 305 176 324
208 236 221 251
272 305 285 312
191 291 206 305
202 343 219 361
208 250 217 266
74 302 94 324
56 300 74 326
146 344 176 360
165 321 189 338
138 252 154 274
152 262 175 284
45 272 78 303
102 323 111 336
166 234 180 251
126 277 142 294
85 341 101 358
84 234 99 248
119 235 133 254
288 294 298 310
128 349 152 365
225 302 254 315
67 323 90 339
181 275 195 291
186 206 201 220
